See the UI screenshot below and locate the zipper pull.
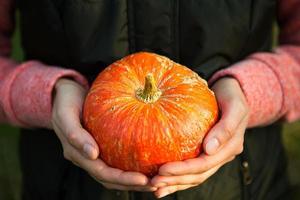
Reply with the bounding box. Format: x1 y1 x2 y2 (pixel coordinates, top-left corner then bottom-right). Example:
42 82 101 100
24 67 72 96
242 161 252 185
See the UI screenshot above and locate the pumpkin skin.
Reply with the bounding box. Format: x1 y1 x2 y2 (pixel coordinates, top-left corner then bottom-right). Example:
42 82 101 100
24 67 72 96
83 52 218 176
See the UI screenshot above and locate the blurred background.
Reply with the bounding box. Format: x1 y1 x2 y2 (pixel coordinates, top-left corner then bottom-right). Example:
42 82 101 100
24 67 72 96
0 13 300 200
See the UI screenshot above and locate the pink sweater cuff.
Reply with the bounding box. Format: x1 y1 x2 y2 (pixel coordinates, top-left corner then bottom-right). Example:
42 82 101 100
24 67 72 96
209 59 283 127
1 61 88 128
209 46 300 127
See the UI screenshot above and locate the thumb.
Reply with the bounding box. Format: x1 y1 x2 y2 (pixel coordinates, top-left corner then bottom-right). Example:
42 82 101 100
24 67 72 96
53 79 99 160
61 112 100 160
203 100 247 155
204 78 249 155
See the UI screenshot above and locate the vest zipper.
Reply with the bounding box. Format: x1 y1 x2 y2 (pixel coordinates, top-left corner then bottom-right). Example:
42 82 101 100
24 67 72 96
242 161 253 186
239 144 253 200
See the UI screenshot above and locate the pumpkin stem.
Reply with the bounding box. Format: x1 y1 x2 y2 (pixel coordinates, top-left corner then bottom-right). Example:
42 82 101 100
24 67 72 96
136 73 162 103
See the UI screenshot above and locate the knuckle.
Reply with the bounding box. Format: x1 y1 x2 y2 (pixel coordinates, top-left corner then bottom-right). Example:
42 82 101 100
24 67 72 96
93 166 105 181
66 132 78 145
96 165 105 175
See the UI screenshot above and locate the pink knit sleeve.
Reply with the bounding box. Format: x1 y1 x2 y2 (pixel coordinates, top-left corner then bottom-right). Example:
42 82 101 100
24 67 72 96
209 0 300 127
0 0 89 128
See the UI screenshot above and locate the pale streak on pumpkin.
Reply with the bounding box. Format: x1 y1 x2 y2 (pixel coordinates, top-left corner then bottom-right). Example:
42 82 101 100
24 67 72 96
100 101 144 170
158 97 207 154
83 52 218 176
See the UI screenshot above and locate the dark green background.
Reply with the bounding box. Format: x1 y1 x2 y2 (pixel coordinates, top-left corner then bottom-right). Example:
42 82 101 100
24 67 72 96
0 13 300 200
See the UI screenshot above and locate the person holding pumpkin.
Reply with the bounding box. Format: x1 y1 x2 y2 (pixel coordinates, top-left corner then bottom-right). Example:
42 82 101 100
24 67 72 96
0 0 300 199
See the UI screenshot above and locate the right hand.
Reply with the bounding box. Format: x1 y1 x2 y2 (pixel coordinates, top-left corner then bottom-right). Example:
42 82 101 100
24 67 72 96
51 78 156 192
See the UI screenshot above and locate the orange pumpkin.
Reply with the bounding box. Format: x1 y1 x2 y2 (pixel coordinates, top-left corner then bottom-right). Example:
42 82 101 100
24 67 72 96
83 52 218 176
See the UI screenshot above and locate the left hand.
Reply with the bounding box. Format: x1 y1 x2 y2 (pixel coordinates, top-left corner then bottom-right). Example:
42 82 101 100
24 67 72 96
151 77 250 198
51 79 155 192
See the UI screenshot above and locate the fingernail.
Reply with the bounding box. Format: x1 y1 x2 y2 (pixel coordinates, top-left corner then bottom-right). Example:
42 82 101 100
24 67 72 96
83 143 95 159
206 138 220 154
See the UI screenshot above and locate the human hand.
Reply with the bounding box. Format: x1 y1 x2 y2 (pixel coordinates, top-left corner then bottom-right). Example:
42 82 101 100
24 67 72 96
51 78 156 192
151 77 249 198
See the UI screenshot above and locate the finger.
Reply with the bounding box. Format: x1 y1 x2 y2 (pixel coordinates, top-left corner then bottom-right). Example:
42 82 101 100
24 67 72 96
203 97 248 155
52 113 99 160
101 182 157 192
153 156 235 187
92 164 150 186
155 184 197 198
66 146 150 186
157 155 218 176
52 121 79 164
158 126 244 176
154 157 235 198
152 163 221 187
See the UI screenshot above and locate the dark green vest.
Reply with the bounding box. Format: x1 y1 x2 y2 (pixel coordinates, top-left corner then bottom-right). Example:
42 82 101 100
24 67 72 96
19 0 275 80
18 1 290 200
